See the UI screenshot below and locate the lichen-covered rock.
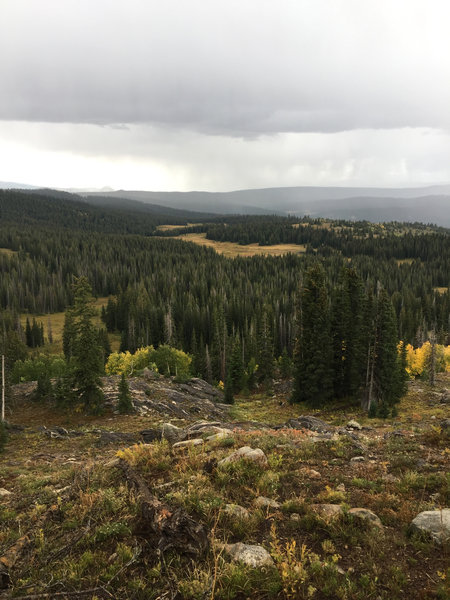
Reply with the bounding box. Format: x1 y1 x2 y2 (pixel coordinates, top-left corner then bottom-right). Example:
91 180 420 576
161 423 187 445
223 542 274 568
410 509 450 543
286 415 331 433
349 508 383 529
218 446 268 468
347 420 362 430
311 504 343 521
206 431 230 442
172 438 204 449
254 496 280 510
224 504 250 520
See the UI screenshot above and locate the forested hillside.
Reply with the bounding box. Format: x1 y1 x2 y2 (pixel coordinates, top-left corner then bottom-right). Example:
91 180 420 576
0 189 449 401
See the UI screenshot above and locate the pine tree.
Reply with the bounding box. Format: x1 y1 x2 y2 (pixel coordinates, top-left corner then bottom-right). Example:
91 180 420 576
257 307 274 384
117 373 134 414
34 369 53 401
279 347 293 379
291 263 333 407
332 267 365 399
47 317 53 344
31 319 42 347
229 333 244 393
25 318 32 347
98 328 111 365
396 340 409 400
369 289 403 416
54 376 75 407
67 277 105 414
224 370 234 404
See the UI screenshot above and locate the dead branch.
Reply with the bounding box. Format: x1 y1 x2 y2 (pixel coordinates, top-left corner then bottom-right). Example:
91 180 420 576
0 535 31 589
0 505 62 590
117 458 209 557
0 586 113 599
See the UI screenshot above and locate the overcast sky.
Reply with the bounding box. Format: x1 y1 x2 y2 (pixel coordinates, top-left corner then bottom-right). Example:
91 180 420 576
1 0 449 191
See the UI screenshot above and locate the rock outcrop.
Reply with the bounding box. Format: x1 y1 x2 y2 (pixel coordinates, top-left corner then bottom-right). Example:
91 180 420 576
101 375 227 420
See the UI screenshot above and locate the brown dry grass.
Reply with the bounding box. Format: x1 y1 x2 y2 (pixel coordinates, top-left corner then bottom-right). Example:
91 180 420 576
171 233 307 257
156 222 202 232
0 247 17 256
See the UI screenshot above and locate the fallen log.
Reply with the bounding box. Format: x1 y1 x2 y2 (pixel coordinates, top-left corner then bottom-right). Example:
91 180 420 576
117 459 208 557
0 504 64 590
0 535 31 589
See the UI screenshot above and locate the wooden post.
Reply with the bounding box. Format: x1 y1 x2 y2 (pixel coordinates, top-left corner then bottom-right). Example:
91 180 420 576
1 355 5 422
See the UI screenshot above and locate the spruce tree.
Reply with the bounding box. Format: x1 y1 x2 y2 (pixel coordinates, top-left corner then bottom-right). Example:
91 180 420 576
118 373 134 414
371 289 403 415
291 263 333 407
54 376 75 407
34 369 53 401
279 347 293 379
224 370 234 404
67 277 105 414
332 267 365 399
257 307 274 384
229 333 244 393
25 318 32 347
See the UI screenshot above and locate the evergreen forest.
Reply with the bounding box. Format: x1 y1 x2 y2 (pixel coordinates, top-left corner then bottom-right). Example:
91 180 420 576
1 188 449 412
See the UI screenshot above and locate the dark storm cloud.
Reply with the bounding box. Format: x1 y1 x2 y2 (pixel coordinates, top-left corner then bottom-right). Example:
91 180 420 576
1 0 449 136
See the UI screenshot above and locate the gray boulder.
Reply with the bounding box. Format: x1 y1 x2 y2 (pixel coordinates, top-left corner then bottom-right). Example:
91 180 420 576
311 504 343 522
172 438 204 450
161 423 187 445
349 508 383 530
347 420 362 430
223 543 274 568
218 446 268 468
410 509 450 543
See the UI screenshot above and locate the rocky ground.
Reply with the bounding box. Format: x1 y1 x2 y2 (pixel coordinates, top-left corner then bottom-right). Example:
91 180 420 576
0 375 448 599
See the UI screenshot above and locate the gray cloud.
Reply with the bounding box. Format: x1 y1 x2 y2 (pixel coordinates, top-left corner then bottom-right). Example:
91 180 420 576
1 121 449 190
1 0 449 135
1 0 449 191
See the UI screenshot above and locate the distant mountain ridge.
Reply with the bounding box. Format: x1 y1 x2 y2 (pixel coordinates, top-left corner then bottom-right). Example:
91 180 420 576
85 185 450 226
1 181 449 226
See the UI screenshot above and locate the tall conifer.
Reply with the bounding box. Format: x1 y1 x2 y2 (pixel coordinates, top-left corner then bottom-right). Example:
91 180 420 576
292 263 333 407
